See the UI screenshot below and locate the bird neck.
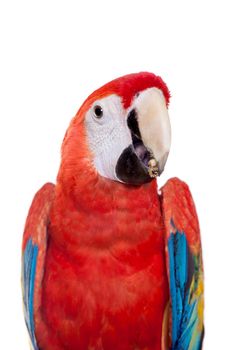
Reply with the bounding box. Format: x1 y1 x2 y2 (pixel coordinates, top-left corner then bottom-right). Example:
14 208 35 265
49 177 163 259
57 175 160 212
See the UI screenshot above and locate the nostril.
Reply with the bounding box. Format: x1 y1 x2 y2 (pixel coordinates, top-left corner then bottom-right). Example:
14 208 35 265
127 109 141 139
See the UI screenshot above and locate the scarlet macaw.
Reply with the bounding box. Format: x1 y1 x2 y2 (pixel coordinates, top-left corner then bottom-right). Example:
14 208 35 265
22 72 204 350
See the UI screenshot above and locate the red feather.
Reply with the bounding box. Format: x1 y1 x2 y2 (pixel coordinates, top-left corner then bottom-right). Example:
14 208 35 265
23 72 172 350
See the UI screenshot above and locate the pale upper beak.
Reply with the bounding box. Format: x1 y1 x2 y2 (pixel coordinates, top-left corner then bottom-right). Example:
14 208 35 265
132 87 171 175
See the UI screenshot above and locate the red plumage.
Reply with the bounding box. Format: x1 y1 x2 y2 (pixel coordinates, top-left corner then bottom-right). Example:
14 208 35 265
40 180 168 350
22 72 204 350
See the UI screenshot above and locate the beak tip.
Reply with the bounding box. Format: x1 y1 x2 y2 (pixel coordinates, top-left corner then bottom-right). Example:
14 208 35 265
158 152 169 176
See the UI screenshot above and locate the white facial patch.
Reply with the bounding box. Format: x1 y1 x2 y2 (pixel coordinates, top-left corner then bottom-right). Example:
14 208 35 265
85 95 132 181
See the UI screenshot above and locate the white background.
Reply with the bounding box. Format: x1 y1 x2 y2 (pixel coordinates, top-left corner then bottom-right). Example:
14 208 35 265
0 1 232 348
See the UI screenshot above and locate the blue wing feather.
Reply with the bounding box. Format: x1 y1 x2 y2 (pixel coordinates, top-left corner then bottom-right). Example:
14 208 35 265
22 238 39 350
22 183 54 349
168 221 203 350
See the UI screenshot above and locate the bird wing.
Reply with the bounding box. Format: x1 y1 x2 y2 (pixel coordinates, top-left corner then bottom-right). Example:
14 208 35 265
22 183 55 350
160 178 204 350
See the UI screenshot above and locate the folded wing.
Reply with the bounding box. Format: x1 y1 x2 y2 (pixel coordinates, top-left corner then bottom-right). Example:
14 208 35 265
22 183 55 350
160 178 204 350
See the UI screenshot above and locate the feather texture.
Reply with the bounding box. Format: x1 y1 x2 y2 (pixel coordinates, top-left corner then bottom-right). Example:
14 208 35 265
22 183 55 350
160 178 204 350
22 239 39 350
168 224 204 349
21 72 204 349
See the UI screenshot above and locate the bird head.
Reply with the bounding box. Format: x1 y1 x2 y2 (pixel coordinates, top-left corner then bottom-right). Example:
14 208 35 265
58 72 171 190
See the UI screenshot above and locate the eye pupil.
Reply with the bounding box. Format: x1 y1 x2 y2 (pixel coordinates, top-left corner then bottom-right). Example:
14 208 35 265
94 105 103 118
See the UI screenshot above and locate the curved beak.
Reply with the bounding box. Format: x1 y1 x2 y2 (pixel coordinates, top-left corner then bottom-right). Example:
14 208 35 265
115 87 171 185
130 87 171 176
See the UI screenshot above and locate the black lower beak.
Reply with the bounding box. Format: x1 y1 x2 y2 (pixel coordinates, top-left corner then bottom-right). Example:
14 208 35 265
115 145 152 185
115 109 154 185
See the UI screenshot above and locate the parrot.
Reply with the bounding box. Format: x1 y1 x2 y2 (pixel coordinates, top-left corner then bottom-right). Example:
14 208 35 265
22 72 204 350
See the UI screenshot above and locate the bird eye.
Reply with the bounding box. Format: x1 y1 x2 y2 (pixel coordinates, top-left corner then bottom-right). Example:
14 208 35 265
94 105 103 118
